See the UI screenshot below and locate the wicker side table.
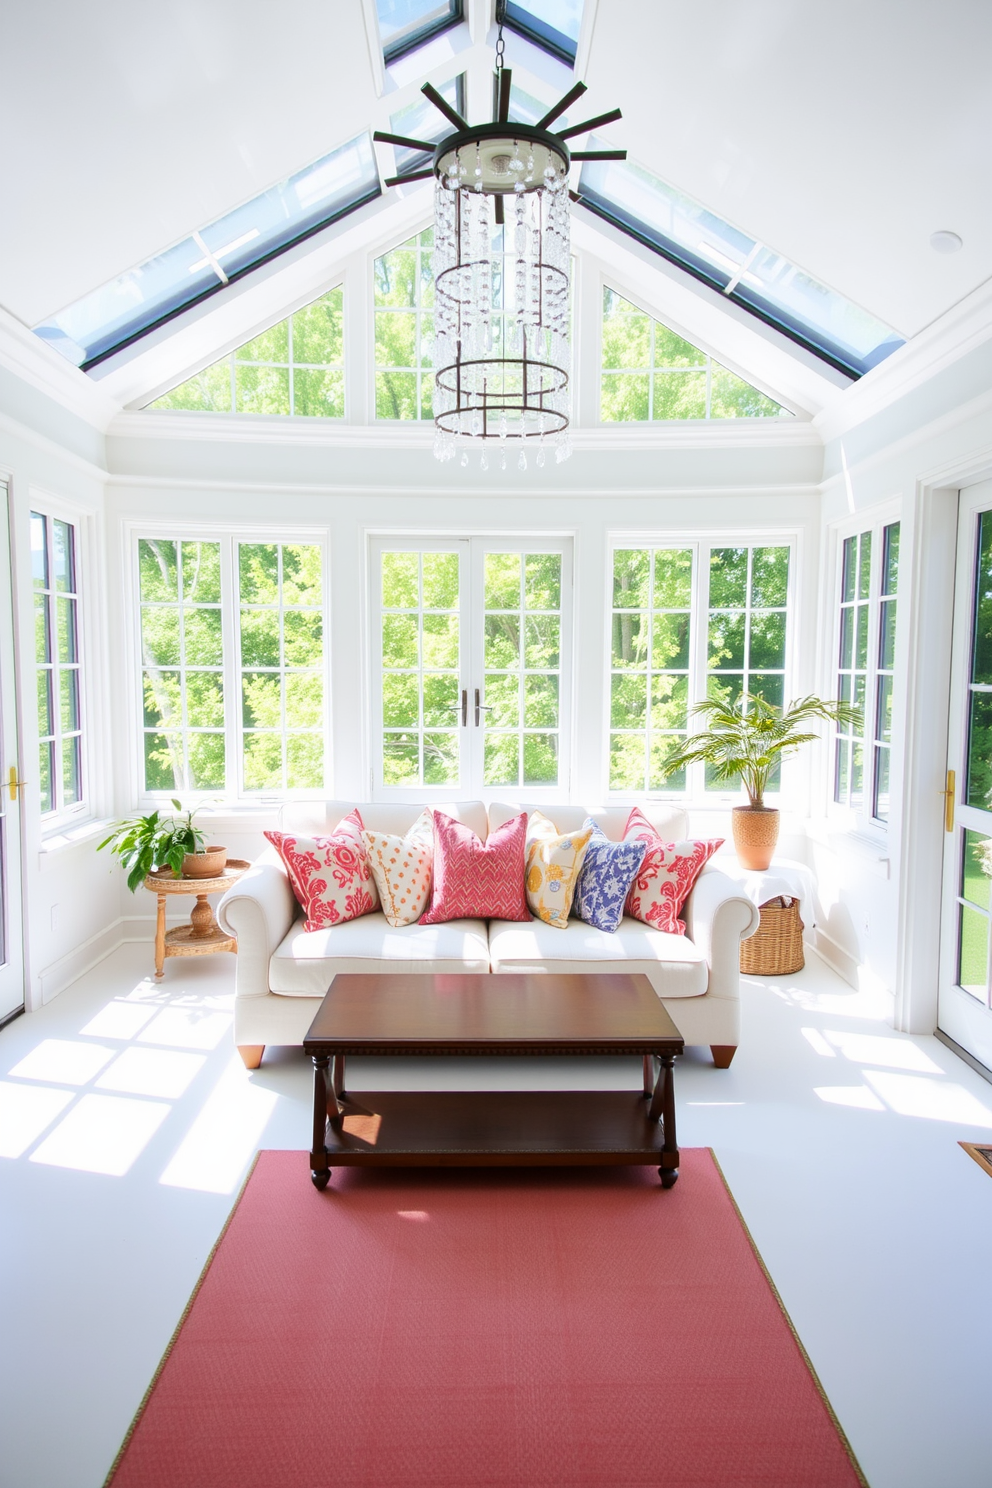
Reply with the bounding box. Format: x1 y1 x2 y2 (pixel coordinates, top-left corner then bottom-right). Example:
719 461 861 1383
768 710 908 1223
144 859 250 980
717 859 813 977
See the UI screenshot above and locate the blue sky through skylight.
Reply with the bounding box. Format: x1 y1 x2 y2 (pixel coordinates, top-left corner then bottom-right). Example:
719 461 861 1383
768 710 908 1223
578 154 903 377
389 76 465 175
505 0 584 63
377 0 462 62
35 134 380 370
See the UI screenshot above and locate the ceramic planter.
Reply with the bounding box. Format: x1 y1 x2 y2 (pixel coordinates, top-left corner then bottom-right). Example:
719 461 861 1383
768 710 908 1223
731 808 779 870
182 846 228 879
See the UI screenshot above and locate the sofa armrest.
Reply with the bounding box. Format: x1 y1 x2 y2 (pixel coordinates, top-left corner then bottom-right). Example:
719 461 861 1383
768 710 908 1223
217 847 296 999
682 867 761 1001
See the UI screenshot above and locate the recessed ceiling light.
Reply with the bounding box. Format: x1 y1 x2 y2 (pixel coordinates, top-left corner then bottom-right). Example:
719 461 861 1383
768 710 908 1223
930 230 963 254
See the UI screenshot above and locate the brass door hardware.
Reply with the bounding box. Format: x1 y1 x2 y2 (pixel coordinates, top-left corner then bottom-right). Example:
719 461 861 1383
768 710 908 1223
942 769 955 833
7 764 26 802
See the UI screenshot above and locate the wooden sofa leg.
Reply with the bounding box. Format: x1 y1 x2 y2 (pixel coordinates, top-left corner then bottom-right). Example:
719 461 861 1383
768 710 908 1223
238 1045 265 1070
710 1045 737 1069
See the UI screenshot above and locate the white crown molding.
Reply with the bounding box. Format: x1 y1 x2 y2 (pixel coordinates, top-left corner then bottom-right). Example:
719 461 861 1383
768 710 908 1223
814 275 992 447
0 409 107 483
106 470 819 498
0 306 119 433
107 408 821 452
819 385 992 492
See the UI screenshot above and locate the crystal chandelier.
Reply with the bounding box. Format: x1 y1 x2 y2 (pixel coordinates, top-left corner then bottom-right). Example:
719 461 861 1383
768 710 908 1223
373 3 625 470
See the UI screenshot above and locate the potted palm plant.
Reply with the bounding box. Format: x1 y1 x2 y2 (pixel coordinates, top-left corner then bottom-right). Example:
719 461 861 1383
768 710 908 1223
661 693 859 869
98 801 226 891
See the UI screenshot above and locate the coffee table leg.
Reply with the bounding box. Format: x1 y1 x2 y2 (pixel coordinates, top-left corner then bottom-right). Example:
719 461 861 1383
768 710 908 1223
310 1055 332 1190
642 1054 653 1097
648 1053 680 1188
333 1054 347 1100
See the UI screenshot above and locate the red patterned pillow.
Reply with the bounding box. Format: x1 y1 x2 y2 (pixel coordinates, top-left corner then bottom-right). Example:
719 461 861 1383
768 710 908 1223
265 810 379 932
420 811 530 925
622 806 723 936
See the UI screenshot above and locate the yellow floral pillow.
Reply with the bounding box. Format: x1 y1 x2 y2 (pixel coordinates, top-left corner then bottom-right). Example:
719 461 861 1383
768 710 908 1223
524 811 593 929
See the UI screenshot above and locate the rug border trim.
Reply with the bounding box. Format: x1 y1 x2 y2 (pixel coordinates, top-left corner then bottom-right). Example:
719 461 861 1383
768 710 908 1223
709 1148 870 1488
101 1151 261 1488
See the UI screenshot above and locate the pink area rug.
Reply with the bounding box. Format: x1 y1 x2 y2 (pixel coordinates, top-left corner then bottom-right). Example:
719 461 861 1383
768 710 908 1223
106 1150 866 1487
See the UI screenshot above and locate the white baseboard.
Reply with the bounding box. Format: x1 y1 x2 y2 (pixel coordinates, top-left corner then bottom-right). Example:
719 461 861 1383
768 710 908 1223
121 911 200 940
38 918 125 1004
808 928 892 999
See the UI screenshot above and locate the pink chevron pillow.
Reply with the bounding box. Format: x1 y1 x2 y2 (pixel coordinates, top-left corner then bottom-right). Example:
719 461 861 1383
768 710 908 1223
420 810 530 925
265 810 379 933
622 806 723 936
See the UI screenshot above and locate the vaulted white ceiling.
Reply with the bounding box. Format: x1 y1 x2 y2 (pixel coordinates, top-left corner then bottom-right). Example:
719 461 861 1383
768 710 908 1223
0 0 988 373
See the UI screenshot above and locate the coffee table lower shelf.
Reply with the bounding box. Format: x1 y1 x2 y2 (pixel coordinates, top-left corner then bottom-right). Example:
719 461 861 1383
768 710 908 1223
310 1089 678 1188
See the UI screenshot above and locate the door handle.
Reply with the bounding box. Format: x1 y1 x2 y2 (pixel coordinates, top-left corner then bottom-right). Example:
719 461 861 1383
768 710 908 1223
7 765 26 802
446 690 468 726
941 769 955 833
474 688 492 727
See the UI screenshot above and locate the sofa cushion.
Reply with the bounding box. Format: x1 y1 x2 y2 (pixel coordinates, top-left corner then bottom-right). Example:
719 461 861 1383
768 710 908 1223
421 811 530 925
573 820 647 934
488 916 708 998
264 811 379 932
269 912 491 997
623 807 723 935
363 811 435 927
525 812 593 928
282 800 488 841
488 801 689 842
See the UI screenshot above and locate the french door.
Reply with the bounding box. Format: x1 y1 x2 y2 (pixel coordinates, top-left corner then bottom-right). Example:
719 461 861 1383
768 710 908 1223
370 536 572 801
938 479 992 1071
0 481 25 1024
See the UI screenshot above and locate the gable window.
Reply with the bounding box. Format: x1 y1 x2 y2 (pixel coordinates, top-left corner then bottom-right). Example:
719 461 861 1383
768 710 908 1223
32 513 84 821
149 289 344 417
136 536 326 798
374 232 434 421
601 289 788 421
834 520 899 824
377 0 463 63
608 541 792 795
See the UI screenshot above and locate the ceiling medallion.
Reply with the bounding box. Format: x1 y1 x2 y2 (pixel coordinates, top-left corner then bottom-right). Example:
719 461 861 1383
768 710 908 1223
373 3 625 469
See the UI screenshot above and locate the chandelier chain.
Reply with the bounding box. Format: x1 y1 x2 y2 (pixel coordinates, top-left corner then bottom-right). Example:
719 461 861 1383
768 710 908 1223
494 0 506 76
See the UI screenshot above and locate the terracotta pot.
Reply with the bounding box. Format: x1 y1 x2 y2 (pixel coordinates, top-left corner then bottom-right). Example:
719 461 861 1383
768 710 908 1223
731 808 779 871
182 845 228 879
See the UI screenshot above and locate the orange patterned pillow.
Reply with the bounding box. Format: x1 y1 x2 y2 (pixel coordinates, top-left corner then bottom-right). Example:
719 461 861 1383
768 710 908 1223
362 811 435 927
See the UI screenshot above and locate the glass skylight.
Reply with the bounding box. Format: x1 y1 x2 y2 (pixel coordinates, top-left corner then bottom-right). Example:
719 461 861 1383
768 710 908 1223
35 134 379 370
579 155 903 378
377 0 462 63
389 75 465 176
505 0 584 64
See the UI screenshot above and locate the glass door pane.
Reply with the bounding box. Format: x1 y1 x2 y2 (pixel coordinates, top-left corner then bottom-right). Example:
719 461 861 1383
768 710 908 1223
480 549 563 790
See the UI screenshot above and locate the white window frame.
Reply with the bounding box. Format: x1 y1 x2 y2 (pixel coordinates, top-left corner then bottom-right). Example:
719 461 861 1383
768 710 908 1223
30 494 94 833
125 523 331 807
604 530 799 803
826 503 901 836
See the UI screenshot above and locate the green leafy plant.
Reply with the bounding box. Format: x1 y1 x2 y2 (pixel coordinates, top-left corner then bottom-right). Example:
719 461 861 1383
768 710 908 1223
661 693 860 808
97 800 206 892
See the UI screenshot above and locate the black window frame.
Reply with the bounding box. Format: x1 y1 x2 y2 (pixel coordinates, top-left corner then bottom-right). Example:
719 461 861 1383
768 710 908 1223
504 1 579 65
381 0 464 63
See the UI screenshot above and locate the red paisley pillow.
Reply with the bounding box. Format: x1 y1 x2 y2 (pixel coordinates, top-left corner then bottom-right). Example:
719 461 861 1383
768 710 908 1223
420 810 530 925
622 806 723 936
265 810 379 932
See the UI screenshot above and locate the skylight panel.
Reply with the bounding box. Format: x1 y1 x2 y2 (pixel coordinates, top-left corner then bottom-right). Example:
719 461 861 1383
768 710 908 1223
504 0 584 64
578 156 903 379
35 134 379 371
389 76 465 176
377 0 463 63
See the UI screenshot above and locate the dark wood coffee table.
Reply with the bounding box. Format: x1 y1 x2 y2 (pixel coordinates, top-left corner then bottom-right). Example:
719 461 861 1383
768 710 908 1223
303 972 684 1191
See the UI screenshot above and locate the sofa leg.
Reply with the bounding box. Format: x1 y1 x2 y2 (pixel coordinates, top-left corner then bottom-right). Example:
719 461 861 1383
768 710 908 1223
710 1045 737 1069
238 1045 265 1070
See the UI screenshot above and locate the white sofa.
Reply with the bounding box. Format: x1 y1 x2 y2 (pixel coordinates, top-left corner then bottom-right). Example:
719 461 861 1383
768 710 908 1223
217 800 760 1070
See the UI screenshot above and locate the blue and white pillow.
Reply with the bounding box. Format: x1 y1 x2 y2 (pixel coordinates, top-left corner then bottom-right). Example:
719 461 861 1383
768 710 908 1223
573 820 647 934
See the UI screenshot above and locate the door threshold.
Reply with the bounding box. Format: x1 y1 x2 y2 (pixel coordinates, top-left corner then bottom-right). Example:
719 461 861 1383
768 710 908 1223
935 1028 992 1087
0 1004 25 1033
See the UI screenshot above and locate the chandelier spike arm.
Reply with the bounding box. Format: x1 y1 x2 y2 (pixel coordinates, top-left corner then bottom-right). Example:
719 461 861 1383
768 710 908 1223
569 150 627 161
420 81 470 131
556 108 624 142
496 65 512 123
535 81 588 131
372 131 438 153
383 168 437 187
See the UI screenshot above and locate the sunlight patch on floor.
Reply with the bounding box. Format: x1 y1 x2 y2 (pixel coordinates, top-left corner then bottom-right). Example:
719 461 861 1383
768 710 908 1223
159 1054 278 1193
95 1048 206 1100
814 1084 886 1110
863 1071 992 1125
0 1082 75 1158
29 1093 171 1175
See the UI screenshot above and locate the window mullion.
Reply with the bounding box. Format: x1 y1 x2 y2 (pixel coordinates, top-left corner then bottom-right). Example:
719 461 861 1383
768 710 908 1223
221 537 241 800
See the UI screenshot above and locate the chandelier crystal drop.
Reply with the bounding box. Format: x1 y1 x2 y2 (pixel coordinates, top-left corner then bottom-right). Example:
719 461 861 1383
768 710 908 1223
372 5 626 469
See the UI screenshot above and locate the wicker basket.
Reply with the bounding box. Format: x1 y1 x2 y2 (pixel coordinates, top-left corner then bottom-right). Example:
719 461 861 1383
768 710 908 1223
739 895 805 976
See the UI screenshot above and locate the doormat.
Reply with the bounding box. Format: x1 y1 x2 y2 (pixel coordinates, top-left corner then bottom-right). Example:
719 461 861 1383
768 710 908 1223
105 1149 867 1488
959 1140 992 1177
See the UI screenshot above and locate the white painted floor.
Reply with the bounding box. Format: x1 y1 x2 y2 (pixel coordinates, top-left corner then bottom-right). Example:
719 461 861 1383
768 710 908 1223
2 945 992 1488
